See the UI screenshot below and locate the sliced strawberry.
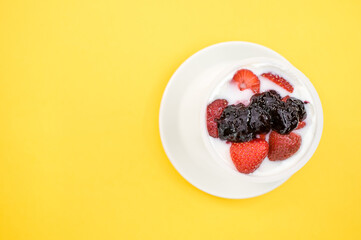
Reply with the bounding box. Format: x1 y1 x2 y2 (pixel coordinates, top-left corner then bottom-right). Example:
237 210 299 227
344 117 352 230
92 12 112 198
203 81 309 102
258 134 267 140
232 69 260 93
295 121 306 130
268 131 301 161
230 139 269 174
262 73 294 93
282 95 290 102
207 99 228 138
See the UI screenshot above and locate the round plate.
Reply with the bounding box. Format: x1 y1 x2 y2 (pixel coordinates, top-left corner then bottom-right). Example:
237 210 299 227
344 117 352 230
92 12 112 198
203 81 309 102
159 42 299 199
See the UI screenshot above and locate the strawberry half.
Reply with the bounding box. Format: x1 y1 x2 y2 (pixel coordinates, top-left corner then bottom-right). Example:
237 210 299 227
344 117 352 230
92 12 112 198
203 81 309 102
230 139 269 174
207 99 228 138
268 131 301 161
282 95 290 102
258 134 267 140
262 73 294 93
295 121 306 130
232 69 260 93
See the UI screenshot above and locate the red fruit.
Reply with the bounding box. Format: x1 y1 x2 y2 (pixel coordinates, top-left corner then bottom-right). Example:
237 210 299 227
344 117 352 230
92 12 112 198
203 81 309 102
268 131 302 161
262 73 294 93
282 95 290 102
232 69 260 93
258 134 267 140
295 121 306 130
207 99 228 138
230 139 269 174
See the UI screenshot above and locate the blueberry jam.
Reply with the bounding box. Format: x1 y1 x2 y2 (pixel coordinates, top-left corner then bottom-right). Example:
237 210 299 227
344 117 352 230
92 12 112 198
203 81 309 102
217 90 306 142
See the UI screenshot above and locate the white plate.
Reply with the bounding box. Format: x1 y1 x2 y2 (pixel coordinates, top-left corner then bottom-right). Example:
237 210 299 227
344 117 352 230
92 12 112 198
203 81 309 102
159 42 307 199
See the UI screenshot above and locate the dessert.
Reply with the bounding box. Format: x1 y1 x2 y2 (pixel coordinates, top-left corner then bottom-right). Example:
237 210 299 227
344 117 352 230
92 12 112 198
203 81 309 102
206 60 314 176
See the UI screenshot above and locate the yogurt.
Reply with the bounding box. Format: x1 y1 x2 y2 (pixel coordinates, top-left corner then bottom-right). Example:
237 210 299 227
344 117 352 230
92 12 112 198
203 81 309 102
208 60 316 177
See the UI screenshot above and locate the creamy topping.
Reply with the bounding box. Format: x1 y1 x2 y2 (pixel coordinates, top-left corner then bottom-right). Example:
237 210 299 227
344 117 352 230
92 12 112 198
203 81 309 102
208 60 316 177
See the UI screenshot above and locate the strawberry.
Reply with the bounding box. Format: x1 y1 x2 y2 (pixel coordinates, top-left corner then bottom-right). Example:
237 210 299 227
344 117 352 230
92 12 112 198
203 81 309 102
295 121 306 130
207 99 228 138
258 134 267 140
230 139 269 174
232 69 260 93
261 73 294 93
282 95 290 102
268 131 301 161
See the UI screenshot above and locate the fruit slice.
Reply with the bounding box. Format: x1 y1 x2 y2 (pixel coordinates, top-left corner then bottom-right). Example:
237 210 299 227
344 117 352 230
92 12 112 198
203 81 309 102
232 69 260 93
230 139 269 174
282 95 290 102
258 134 267 140
207 99 228 138
268 131 301 161
261 73 294 93
295 121 306 130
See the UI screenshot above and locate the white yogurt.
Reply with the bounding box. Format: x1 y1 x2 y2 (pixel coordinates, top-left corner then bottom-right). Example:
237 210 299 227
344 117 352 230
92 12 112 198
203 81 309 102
208 60 316 177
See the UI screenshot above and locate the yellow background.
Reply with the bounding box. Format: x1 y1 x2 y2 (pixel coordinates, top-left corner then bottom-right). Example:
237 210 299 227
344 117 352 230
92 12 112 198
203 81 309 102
0 0 360 239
